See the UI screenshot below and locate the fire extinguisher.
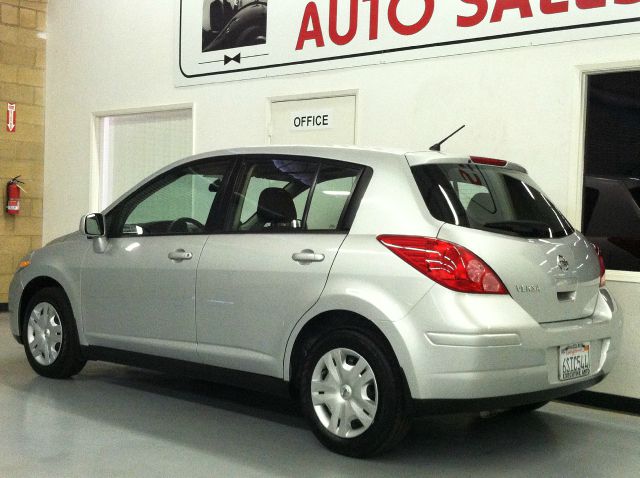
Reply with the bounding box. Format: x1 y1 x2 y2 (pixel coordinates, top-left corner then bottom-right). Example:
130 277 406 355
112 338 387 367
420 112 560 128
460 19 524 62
6 176 25 216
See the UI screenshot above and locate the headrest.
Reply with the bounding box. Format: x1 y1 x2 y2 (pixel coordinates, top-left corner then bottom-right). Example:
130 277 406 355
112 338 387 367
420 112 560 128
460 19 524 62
257 188 297 225
466 192 496 225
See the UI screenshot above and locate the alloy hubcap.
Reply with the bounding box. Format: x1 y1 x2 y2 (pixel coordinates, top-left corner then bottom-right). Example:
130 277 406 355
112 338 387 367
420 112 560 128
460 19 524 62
311 348 378 439
340 385 352 400
26 302 63 366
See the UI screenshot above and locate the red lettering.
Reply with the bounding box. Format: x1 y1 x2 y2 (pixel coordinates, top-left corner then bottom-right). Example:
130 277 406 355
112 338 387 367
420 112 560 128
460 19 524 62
540 0 569 14
363 0 380 40
388 0 435 36
490 0 534 23
296 2 325 50
614 0 640 4
458 0 488 27
329 0 359 46
576 0 606 8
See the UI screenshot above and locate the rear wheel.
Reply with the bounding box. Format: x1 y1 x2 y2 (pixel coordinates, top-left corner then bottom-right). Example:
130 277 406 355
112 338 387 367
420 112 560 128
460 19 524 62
299 329 409 457
22 287 86 379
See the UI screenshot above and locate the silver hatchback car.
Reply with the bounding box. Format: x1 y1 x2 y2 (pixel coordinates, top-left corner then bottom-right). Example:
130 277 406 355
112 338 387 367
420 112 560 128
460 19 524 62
9 146 622 457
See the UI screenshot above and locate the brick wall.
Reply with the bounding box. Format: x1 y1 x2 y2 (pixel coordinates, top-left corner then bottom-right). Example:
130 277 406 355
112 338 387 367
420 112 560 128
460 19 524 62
0 0 46 304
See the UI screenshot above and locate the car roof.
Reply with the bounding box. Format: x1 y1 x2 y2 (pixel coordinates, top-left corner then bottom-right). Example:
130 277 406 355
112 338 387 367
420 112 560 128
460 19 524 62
176 145 464 168
180 145 525 171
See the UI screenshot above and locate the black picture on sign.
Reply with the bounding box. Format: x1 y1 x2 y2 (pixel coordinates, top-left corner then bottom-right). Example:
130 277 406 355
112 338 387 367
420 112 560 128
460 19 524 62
202 0 268 52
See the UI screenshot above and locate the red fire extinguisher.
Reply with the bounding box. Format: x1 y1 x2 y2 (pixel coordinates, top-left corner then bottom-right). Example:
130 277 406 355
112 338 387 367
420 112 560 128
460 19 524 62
6 176 25 216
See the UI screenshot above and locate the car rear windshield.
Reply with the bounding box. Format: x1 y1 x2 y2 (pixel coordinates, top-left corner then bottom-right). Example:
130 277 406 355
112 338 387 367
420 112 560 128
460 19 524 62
411 163 574 239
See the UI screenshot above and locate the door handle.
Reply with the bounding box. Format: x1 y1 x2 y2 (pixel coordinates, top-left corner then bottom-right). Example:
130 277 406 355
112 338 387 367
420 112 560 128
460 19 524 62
292 249 325 264
168 249 193 261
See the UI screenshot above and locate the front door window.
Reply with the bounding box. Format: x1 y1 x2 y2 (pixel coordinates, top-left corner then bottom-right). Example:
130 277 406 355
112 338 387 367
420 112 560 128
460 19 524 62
108 160 231 237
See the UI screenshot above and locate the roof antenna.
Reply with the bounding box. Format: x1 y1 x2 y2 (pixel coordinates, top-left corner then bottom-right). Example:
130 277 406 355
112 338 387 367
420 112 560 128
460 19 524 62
429 125 466 152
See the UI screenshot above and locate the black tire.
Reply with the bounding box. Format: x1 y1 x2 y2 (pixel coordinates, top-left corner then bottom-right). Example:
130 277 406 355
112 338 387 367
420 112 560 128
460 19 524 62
299 329 410 457
21 287 86 379
510 401 549 413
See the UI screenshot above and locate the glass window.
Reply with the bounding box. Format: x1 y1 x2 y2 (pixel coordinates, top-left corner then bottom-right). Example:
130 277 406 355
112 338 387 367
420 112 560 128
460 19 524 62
97 109 192 209
582 71 640 272
111 160 230 236
232 158 318 232
306 165 360 230
412 163 574 239
230 157 363 233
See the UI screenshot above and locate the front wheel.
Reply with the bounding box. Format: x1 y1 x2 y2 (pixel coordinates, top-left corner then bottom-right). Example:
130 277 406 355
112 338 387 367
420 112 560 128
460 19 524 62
299 329 409 457
22 287 86 379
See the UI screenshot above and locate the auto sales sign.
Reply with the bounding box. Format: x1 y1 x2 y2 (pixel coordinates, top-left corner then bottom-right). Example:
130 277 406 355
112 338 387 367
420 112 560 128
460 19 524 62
177 0 640 85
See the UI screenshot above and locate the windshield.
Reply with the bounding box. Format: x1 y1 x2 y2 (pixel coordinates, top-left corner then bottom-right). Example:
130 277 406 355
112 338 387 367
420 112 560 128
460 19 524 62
412 163 574 239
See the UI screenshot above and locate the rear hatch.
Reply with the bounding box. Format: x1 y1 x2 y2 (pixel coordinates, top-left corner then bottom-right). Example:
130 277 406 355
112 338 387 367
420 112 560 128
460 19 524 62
411 160 601 323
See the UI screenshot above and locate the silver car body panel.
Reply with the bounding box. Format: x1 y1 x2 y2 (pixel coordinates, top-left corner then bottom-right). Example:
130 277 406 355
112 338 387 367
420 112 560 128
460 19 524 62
81 235 210 362
8 145 623 403
391 283 621 399
196 233 347 377
438 226 600 324
9 232 91 343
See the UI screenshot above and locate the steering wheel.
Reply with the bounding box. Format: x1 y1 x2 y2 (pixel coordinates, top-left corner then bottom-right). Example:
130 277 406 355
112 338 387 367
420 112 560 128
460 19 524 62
167 217 205 234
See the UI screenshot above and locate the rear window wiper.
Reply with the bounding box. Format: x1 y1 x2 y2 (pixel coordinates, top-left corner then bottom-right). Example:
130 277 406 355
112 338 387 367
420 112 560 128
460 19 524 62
482 220 552 238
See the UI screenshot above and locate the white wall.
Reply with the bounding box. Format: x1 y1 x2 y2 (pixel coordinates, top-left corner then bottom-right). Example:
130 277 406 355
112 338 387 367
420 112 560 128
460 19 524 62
45 1 640 398
591 282 640 398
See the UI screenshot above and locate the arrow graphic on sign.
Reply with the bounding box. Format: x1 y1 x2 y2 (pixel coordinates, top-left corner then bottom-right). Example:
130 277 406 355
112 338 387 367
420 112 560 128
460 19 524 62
7 103 16 133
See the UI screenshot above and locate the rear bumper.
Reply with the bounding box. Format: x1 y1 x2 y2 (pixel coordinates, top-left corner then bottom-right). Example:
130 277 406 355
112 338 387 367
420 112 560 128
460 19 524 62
385 285 623 402
411 374 604 415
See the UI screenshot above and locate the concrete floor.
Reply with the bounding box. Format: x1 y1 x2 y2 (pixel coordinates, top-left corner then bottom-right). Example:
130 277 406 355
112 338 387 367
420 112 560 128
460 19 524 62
1 314 639 477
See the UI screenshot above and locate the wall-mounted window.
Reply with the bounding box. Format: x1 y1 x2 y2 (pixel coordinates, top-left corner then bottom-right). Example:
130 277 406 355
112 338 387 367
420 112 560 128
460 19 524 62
582 71 640 272
97 108 193 209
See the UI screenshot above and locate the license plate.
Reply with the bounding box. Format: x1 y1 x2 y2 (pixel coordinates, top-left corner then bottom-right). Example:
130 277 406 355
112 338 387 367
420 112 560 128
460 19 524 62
559 343 591 381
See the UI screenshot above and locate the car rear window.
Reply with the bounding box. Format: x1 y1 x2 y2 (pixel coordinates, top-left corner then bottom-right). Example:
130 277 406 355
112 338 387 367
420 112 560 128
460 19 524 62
412 163 574 239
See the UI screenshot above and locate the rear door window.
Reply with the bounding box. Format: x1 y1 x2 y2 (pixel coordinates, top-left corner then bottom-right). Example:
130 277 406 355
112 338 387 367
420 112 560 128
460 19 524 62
228 156 364 233
412 163 574 239
231 157 317 232
306 165 360 231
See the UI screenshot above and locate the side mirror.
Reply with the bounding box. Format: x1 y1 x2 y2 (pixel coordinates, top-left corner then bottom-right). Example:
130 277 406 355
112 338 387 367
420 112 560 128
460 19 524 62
80 213 105 238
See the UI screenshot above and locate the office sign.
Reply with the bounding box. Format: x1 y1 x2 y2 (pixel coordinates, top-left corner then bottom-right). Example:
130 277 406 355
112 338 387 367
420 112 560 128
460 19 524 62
178 0 640 85
290 110 334 131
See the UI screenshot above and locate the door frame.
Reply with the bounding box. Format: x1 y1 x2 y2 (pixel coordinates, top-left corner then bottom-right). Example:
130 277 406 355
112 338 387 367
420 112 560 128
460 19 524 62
266 90 359 145
567 60 640 283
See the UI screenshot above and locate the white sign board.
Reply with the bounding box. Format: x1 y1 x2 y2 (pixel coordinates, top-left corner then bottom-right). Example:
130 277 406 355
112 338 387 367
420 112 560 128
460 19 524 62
178 0 640 85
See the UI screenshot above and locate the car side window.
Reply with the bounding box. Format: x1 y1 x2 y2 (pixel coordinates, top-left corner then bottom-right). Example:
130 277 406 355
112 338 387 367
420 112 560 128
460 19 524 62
231 157 318 232
306 165 361 231
229 156 364 233
111 160 230 237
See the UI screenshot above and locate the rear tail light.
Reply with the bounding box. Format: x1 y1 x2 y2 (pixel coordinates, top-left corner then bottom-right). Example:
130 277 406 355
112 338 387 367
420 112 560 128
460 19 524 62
593 243 606 287
469 156 508 167
377 235 508 294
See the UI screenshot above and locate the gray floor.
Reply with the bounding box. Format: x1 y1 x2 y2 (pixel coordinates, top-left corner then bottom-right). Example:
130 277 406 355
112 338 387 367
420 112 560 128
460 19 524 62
1 314 639 478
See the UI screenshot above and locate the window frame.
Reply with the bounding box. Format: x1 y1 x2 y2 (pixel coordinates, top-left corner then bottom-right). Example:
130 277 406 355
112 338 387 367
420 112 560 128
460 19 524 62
578 68 640 279
104 153 372 238
93 106 194 211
